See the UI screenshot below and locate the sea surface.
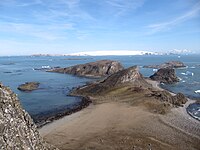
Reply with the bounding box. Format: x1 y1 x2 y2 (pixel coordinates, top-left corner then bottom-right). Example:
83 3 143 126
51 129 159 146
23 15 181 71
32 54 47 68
0 55 199 121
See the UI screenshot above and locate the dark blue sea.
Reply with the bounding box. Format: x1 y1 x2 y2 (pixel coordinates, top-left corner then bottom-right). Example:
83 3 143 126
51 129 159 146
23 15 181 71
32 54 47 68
0 55 199 121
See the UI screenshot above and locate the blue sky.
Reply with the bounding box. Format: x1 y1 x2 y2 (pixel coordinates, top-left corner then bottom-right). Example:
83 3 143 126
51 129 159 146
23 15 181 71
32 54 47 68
0 0 200 55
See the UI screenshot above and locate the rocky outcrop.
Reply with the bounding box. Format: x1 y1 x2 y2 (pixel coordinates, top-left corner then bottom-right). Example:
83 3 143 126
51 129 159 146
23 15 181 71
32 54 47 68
47 60 124 78
0 83 57 149
18 82 40 92
72 66 151 95
148 90 187 106
144 61 186 69
150 68 179 84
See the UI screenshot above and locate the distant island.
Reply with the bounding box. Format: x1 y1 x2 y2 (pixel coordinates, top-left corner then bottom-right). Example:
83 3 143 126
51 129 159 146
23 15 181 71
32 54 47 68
31 49 194 57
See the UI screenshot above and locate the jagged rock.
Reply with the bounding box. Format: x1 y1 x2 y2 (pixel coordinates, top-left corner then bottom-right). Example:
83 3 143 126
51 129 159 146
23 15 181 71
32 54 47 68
72 66 151 95
18 82 40 92
0 83 58 149
148 90 187 106
47 60 124 78
144 61 186 69
150 68 179 84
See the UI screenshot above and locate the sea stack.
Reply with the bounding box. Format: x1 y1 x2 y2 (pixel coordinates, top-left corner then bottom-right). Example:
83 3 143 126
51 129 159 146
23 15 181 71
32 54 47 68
0 83 57 149
47 60 124 78
150 68 179 84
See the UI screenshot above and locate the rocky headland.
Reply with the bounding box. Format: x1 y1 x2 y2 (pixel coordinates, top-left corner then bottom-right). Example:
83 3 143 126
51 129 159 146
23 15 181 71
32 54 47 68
41 65 200 150
0 83 57 149
71 66 186 110
143 61 186 69
47 60 124 78
150 68 179 84
18 82 40 92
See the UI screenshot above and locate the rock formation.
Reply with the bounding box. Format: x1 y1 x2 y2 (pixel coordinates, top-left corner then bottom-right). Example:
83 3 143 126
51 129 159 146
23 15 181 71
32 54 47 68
150 68 179 84
0 83 57 149
144 61 186 69
47 60 124 78
18 82 40 92
72 66 151 95
148 90 188 106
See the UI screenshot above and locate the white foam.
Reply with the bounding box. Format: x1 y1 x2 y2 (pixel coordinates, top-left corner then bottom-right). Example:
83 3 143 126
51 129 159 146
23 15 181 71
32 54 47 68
190 66 195 69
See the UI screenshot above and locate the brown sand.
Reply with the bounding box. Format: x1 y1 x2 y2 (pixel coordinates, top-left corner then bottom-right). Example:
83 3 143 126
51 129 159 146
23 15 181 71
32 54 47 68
39 80 200 150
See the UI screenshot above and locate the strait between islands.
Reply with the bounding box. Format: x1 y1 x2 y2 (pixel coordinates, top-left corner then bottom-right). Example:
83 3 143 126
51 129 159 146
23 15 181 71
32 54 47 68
1 60 199 150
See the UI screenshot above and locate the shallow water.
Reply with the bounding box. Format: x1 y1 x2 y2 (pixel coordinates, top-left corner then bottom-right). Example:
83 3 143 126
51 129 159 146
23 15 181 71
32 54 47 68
0 55 199 121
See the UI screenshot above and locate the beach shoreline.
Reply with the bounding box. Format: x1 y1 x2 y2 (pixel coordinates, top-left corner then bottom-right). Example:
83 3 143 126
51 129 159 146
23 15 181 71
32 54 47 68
39 78 200 150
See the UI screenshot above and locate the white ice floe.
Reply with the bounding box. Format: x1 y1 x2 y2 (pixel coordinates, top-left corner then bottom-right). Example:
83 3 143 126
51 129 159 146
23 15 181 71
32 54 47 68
181 71 194 76
153 69 158 72
194 90 200 94
42 66 51 69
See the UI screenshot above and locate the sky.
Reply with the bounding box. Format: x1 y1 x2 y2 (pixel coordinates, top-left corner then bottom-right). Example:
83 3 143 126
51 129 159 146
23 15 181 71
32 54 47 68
0 0 200 55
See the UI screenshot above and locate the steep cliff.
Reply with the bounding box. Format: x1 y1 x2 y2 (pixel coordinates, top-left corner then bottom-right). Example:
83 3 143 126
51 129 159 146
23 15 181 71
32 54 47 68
48 60 124 77
0 83 57 150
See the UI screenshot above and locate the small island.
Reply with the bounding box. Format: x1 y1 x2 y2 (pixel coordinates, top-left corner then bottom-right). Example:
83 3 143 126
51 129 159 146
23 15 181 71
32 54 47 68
47 60 124 78
18 82 40 92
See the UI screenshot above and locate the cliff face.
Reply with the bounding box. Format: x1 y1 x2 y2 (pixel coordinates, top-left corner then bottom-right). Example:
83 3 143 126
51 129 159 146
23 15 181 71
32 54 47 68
48 60 124 78
0 83 57 150
150 68 179 84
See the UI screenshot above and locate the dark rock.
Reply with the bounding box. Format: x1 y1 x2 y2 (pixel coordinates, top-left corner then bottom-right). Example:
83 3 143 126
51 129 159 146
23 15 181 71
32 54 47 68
150 68 179 84
47 60 124 78
0 83 57 149
18 82 40 92
72 66 151 95
144 61 186 69
148 90 187 106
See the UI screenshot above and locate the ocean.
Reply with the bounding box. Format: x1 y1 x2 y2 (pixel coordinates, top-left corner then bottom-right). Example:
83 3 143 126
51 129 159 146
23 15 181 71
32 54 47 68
0 55 199 121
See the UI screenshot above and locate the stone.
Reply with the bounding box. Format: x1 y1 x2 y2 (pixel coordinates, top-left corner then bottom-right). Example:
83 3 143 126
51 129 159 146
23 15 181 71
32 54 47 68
143 61 186 69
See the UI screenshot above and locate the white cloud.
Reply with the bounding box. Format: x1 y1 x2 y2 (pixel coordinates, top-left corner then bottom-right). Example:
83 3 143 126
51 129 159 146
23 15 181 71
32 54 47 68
147 1 200 34
106 0 145 16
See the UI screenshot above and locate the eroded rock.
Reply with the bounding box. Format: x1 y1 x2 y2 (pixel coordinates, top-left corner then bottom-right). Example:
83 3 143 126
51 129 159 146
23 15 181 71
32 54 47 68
0 83 57 149
18 82 40 92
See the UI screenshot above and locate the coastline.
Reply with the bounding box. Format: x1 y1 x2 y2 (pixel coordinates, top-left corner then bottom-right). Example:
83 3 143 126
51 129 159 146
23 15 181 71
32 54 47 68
34 96 91 128
39 78 200 150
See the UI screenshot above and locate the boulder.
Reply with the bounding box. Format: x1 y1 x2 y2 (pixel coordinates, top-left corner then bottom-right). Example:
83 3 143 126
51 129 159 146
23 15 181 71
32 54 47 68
18 82 40 92
47 60 124 78
0 83 57 149
150 68 179 84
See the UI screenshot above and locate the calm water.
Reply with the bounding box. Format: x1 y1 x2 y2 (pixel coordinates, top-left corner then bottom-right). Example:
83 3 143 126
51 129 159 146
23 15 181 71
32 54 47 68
0 55 199 120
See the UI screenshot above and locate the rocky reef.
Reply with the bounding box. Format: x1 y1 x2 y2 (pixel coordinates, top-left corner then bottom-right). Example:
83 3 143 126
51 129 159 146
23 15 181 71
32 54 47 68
144 61 186 69
47 60 124 78
18 82 40 92
150 68 179 84
0 83 57 149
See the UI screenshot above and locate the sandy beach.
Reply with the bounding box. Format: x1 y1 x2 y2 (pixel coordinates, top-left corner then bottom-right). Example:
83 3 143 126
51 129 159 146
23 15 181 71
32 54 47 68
39 79 200 150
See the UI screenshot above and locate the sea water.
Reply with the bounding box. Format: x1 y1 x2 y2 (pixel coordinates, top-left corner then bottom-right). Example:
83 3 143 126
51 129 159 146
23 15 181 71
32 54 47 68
0 55 199 121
